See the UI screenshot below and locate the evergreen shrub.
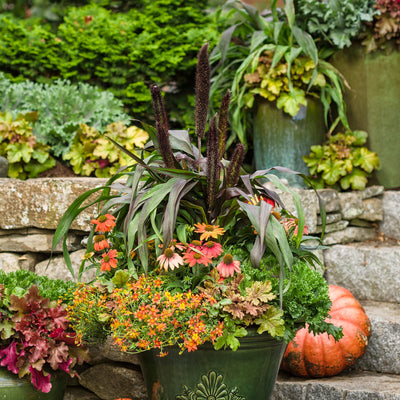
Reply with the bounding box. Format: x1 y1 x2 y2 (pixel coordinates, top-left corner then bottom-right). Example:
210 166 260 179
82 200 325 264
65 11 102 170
0 1 218 126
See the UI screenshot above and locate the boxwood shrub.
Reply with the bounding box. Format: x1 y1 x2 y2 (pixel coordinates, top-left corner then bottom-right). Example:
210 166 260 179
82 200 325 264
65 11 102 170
0 1 219 127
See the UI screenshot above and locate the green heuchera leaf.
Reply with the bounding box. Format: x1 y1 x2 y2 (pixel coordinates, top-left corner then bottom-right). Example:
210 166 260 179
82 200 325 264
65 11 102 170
7 163 24 179
304 130 379 190
351 130 368 146
255 306 285 337
112 270 130 288
64 121 149 177
276 89 307 117
6 142 33 163
214 324 247 351
0 111 55 179
0 320 14 340
353 147 380 173
340 168 368 191
24 157 56 178
319 159 348 186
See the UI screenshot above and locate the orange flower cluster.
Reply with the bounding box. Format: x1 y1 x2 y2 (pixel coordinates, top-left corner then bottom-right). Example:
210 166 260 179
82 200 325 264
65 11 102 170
88 214 119 272
156 224 241 278
65 284 112 346
110 275 223 355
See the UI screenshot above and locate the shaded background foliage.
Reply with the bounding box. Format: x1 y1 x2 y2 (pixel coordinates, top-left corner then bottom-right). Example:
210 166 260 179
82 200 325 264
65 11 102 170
0 0 221 128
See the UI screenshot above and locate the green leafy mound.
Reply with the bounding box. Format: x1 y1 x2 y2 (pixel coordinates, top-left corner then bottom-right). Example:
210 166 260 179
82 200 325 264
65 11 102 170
293 0 378 49
0 111 56 179
0 269 76 304
0 74 128 158
303 130 380 190
239 253 341 342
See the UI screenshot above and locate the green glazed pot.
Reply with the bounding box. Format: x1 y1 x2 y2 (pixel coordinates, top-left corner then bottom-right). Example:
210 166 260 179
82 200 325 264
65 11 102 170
139 331 286 400
0 369 67 400
253 98 325 188
331 43 400 189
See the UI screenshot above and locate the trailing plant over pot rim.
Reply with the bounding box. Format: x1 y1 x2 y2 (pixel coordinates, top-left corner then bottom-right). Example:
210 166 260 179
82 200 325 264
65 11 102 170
54 43 342 355
0 270 89 393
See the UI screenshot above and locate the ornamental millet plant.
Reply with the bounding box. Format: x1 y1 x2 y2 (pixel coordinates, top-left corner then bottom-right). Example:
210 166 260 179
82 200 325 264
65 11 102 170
55 43 342 353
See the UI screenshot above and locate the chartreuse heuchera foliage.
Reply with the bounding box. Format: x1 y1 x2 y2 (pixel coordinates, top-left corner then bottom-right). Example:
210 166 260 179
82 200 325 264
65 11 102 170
55 43 341 356
64 122 149 177
210 0 349 148
0 74 128 159
0 270 87 393
303 130 380 190
0 111 55 179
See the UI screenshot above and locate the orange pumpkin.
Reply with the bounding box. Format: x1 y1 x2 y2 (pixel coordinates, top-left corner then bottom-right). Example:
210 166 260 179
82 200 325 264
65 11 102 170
281 285 372 378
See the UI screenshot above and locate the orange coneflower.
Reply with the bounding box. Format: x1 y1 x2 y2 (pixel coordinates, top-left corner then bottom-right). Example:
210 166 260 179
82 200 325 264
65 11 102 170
216 254 241 277
157 248 184 271
93 235 109 251
194 223 225 241
91 214 116 233
100 249 118 272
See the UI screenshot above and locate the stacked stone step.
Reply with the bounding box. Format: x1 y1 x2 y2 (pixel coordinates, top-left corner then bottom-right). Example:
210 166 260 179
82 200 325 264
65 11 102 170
272 190 400 400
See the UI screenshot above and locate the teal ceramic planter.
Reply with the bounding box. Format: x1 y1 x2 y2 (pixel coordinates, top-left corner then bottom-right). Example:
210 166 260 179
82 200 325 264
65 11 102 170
0 369 67 400
332 43 400 189
139 332 286 400
253 98 325 187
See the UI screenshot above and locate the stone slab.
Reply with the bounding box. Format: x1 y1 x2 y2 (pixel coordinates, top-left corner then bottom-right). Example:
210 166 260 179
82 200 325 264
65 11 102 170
79 363 147 400
322 227 377 245
316 220 349 234
360 197 383 221
317 189 341 213
338 192 364 220
380 191 400 239
89 336 140 365
0 232 82 253
272 370 400 400
63 386 101 400
0 178 109 231
324 243 400 302
35 249 96 283
317 212 342 225
355 301 400 375
275 188 318 234
361 185 384 199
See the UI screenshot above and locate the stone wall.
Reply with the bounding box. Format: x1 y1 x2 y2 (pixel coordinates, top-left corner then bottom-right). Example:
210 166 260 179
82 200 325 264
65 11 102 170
1 177 399 399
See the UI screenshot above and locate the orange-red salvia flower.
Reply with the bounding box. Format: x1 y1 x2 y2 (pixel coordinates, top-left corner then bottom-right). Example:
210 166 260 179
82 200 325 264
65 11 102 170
91 214 116 233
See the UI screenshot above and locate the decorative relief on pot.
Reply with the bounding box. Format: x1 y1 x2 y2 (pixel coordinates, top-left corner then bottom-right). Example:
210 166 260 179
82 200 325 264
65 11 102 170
176 371 245 400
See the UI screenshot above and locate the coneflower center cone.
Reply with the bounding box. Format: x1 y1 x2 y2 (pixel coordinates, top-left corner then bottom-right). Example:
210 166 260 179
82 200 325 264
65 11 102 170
222 254 234 265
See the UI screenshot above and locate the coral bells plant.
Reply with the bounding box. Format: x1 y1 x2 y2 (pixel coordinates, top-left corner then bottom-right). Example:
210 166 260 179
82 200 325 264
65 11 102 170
0 279 89 393
55 43 342 355
361 0 400 52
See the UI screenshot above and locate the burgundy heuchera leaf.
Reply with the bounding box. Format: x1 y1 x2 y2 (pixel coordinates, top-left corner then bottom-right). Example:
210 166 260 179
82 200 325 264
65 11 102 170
0 342 19 374
29 366 52 393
